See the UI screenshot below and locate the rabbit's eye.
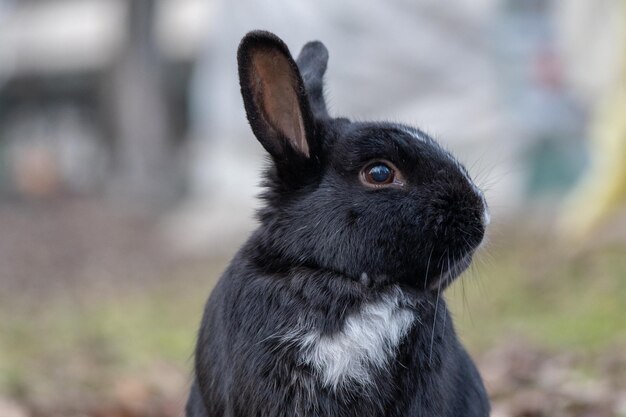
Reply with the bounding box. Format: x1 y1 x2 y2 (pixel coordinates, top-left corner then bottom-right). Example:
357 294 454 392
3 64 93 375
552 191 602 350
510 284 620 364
361 161 404 188
368 164 392 183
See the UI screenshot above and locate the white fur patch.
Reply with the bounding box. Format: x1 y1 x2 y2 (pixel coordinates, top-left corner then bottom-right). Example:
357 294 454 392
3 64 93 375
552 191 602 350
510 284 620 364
288 287 415 390
401 126 428 143
482 201 491 226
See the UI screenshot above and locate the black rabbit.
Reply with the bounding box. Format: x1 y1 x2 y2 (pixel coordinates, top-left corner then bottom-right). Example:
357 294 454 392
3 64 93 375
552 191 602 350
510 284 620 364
187 30 490 417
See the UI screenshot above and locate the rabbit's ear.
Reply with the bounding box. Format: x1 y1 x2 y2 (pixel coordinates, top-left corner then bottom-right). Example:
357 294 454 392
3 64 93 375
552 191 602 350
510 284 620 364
296 41 329 118
238 31 316 160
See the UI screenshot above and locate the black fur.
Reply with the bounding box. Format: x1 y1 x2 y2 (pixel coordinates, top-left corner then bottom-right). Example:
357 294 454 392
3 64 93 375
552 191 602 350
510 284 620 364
187 31 490 417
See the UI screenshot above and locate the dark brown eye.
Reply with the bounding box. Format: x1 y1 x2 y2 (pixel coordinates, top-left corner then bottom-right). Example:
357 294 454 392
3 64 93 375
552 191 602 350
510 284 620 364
360 161 404 187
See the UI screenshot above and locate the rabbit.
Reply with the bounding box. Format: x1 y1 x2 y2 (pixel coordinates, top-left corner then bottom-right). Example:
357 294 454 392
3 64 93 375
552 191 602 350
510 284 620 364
186 30 490 417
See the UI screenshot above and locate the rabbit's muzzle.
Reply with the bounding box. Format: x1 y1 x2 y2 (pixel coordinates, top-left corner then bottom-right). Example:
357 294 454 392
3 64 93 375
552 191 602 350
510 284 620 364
419 179 487 289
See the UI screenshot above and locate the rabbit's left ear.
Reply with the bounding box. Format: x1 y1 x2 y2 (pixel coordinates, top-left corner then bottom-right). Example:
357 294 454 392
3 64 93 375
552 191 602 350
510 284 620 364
238 31 317 161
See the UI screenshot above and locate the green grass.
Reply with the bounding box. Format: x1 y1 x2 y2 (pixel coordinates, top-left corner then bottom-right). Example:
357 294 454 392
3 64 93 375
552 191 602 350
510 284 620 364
449 244 626 353
0 262 222 398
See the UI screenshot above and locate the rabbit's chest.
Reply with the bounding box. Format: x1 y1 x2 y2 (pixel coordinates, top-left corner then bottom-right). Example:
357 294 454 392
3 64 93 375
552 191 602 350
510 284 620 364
291 289 415 390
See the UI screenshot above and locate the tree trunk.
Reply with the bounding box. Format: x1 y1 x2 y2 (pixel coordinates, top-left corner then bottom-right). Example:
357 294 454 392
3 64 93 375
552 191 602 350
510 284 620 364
110 0 177 206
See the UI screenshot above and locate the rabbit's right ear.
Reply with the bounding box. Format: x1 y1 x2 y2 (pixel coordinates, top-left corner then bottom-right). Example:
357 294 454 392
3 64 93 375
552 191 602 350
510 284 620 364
238 31 318 163
296 41 329 118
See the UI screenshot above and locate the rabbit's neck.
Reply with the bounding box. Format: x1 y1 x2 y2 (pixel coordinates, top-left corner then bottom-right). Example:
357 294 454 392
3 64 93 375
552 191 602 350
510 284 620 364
284 285 416 391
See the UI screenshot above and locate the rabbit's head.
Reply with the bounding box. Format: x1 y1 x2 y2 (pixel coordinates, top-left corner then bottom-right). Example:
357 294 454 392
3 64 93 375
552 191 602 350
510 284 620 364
238 31 488 290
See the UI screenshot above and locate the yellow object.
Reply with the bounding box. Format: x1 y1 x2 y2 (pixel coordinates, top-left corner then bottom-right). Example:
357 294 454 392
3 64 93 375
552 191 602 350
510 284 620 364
560 39 626 241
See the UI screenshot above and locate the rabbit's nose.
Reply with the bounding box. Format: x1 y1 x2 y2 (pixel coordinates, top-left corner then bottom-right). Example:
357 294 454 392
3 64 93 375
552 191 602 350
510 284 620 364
482 203 491 227
474 186 490 227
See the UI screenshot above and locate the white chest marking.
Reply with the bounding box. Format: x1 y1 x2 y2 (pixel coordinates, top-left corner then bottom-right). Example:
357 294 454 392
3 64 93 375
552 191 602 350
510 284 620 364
292 288 415 390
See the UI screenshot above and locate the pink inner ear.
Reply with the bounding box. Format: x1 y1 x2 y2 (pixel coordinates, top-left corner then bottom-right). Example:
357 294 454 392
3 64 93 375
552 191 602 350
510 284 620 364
251 49 309 157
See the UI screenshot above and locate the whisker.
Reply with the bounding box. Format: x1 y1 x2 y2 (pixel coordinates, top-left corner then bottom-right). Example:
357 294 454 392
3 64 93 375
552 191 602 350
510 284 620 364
423 245 435 291
429 249 447 365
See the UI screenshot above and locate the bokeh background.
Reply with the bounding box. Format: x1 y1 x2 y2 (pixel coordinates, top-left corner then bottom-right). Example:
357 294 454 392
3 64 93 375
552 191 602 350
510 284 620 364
0 1 625 416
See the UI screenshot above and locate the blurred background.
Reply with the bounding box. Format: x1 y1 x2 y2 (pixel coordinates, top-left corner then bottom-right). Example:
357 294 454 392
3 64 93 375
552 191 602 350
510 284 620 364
0 0 624 416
